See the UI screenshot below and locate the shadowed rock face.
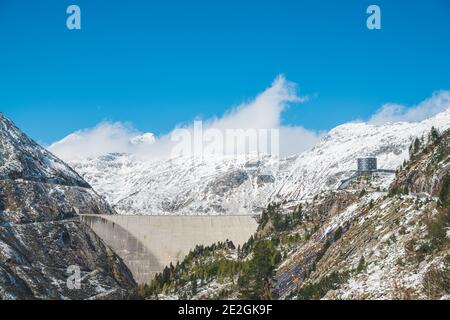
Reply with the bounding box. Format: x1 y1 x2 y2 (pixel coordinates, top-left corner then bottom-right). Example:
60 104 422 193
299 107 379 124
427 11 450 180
0 113 136 300
0 221 136 300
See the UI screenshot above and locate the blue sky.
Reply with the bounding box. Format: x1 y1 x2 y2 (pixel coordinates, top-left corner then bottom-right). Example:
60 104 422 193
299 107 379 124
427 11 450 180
0 0 449 144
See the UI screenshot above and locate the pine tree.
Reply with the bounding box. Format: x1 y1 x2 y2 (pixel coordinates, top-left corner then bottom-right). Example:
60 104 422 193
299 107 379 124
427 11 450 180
413 137 421 155
191 279 197 296
239 240 280 299
357 256 366 273
429 126 440 143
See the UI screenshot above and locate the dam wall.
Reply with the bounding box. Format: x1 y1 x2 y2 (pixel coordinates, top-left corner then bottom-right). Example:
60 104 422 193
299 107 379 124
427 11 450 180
80 215 258 284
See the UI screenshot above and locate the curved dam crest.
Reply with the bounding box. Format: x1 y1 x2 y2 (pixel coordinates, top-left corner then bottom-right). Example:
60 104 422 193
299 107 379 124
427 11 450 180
80 215 258 284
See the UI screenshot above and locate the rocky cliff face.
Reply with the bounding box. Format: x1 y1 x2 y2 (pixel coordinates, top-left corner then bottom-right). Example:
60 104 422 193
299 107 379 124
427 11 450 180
391 130 450 197
0 113 136 300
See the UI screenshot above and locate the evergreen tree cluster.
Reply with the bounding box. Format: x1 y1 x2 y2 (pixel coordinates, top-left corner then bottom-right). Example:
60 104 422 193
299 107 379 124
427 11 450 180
238 240 281 300
296 271 350 300
259 202 304 233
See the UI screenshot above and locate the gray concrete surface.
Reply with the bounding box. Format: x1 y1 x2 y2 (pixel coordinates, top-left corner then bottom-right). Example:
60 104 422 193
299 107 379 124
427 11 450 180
80 215 258 284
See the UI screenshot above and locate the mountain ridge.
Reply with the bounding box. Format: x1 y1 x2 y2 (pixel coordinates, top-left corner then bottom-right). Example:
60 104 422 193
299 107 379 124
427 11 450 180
0 112 90 188
67 109 450 216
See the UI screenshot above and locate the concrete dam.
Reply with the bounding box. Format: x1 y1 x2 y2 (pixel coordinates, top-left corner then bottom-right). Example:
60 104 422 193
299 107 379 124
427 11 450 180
80 215 258 284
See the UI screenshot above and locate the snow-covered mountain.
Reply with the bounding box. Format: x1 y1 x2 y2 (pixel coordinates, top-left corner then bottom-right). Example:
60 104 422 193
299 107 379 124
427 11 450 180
137 126 450 300
0 113 115 221
0 113 135 299
272 109 450 203
0 113 90 188
67 109 450 215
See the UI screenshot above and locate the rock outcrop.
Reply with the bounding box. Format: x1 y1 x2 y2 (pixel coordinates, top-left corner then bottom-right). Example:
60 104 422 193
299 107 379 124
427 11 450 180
0 113 136 300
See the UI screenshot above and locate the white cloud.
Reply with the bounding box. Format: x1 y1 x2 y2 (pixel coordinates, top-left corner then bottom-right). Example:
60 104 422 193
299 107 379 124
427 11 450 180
206 75 306 131
48 81 450 162
48 122 140 161
49 75 322 161
369 90 450 124
279 126 324 157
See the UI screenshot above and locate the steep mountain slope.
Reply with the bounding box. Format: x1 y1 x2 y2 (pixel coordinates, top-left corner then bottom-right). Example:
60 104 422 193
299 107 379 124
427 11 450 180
68 109 450 215
295 128 450 300
0 113 89 188
131 127 449 300
0 113 136 299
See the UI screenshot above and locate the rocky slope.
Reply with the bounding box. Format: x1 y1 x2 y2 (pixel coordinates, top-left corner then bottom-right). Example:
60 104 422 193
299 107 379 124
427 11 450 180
0 113 89 188
66 109 450 216
131 127 449 300
0 113 136 299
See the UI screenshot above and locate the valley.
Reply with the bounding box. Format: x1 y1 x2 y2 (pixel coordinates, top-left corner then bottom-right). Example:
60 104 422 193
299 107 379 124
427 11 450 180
1 108 449 300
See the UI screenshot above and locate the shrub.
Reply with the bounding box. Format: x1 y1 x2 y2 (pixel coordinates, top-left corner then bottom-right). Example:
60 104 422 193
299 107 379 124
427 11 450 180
422 266 450 299
356 257 366 273
388 186 408 197
426 208 450 251
333 226 343 242
297 271 350 300
439 175 450 208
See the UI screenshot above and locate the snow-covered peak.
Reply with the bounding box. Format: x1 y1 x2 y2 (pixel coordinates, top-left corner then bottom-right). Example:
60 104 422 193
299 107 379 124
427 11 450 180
130 133 156 145
274 109 450 202
327 107 450 139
